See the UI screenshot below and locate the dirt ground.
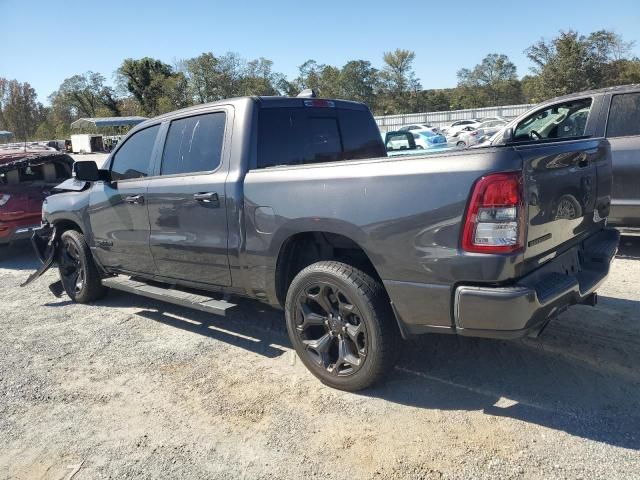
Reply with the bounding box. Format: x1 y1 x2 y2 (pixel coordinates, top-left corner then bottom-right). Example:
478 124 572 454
1 237 639 480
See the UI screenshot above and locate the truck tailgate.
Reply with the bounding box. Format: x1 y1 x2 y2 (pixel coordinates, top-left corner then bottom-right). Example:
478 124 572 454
516 138 612 266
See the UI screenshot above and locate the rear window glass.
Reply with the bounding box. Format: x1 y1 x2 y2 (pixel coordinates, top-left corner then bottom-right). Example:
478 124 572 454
161 112 226 175
607 93 640 138
256 107 385 168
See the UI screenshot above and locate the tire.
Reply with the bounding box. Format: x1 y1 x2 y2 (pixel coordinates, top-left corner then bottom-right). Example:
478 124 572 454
285 261 399 391
58 230 107 303
456 141 466 148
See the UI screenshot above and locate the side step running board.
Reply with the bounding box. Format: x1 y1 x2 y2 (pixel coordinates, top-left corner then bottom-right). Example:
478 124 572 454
102 276 236 316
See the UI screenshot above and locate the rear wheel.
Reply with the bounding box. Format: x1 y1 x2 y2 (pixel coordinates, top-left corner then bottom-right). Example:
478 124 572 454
555 194 582 220
285 261 399 391
456 141 466 148
58 230 107 303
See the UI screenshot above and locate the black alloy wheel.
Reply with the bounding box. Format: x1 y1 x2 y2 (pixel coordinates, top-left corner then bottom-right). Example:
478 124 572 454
57 230 107 303
285 261 399 391
59 236 85 294
293 281 368 377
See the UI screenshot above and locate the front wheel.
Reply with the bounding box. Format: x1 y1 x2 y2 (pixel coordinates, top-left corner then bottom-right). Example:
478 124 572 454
58 230 107 303
284 261 399 391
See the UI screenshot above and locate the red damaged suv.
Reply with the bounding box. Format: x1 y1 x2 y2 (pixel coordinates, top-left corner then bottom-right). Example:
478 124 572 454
0 150 73 245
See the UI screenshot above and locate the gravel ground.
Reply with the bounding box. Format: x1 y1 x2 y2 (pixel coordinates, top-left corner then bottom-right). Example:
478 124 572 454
1 237 639 479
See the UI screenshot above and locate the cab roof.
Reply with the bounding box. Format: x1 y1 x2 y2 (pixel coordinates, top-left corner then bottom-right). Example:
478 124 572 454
135 95 370 131
545 83 640 104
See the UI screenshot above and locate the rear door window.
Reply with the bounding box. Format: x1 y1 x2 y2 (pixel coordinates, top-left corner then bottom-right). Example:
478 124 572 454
256 107 385 168
111 125 160 181
606 93 640 138
161 112 226 175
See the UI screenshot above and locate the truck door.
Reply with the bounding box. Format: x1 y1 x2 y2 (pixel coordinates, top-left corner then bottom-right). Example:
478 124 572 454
604 91 640 228
88 124 160 275
146 110 231 286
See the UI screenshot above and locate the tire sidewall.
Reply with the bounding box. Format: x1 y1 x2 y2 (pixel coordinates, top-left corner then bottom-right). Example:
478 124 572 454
285 264 386 390
58 231 95 303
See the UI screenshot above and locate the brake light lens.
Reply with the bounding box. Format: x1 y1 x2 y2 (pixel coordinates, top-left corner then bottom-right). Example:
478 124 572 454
462 172 524 253
0 194 10 206
303 99 335 108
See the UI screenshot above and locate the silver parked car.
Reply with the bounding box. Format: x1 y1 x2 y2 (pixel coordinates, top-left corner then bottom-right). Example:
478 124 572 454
456 119 508 148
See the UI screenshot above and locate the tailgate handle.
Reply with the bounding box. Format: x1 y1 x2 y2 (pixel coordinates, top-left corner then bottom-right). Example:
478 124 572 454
193 192 219 205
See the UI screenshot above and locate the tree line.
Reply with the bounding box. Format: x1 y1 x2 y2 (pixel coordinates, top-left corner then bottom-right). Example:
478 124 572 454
1 29 639 141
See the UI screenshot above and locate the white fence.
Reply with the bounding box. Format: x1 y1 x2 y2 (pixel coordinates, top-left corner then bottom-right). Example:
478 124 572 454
374 103 535 131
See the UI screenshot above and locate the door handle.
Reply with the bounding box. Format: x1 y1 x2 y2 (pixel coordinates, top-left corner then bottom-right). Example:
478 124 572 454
193 192 219 205
125 194 144 204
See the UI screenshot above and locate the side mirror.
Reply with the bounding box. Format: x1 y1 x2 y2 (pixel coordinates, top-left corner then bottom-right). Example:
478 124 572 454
74 161 109 182
501 127 514 144
384 131 417 150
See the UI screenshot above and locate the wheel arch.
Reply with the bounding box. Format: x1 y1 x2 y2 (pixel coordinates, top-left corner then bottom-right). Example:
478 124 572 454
52 218 85 236
274 231 384 307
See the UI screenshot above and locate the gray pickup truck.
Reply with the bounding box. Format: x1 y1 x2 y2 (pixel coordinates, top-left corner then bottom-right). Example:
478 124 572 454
489 84 640 234
24 93 619 391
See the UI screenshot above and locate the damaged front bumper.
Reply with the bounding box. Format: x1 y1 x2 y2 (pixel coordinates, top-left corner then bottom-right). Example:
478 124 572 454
20 224 59 287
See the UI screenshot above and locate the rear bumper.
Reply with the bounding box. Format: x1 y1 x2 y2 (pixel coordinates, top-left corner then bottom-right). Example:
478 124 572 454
454 228 619 339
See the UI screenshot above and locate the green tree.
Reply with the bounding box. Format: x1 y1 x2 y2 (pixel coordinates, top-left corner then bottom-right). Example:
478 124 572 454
155 72 190 114
2 80 42 141
117 57 178 115
213 52 245 100
183 52 220 103
35 114 56 140
339 60 379 108
605 58 640 85
524 29 635 99
49 71 120 119
417 89 453 112
456 54 522 107
0 78 9 131
379 49 421 114
241 57 288 96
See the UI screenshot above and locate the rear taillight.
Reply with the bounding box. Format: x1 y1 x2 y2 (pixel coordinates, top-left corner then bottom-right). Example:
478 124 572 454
462 172 524 253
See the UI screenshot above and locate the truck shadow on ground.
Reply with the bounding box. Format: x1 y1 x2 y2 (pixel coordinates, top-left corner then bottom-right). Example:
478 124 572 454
99 290 291 359
90 288 640 451
370 310 640 451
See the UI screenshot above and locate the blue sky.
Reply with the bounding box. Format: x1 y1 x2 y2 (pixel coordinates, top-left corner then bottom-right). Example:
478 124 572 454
1 0 639 103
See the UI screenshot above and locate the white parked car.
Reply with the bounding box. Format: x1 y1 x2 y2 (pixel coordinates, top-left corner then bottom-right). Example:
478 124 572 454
455 119 508 148
440 119 481 137
398 124 441 134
